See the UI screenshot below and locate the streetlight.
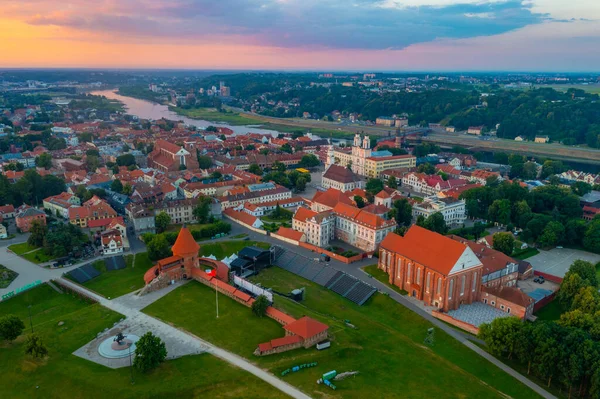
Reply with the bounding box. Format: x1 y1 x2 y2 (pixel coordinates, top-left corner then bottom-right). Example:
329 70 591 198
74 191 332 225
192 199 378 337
128 344 135 384
27 305 33 333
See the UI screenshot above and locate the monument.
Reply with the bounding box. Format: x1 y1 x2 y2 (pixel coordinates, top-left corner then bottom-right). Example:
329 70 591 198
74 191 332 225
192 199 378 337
98 331 140 359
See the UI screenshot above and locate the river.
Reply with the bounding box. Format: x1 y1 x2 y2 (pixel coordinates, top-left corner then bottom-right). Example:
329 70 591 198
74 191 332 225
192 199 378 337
91 90 280 136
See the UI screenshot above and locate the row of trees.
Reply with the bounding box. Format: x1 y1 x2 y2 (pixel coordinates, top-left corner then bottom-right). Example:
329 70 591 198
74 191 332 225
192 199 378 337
0 170 66 207
479 260 600 397
460 182 599 251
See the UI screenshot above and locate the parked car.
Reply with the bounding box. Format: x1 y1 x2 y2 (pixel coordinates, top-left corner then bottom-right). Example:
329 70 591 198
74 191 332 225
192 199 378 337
534 276 545 284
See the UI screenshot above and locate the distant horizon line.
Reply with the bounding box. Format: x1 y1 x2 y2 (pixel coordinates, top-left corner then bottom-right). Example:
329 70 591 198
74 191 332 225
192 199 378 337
0 67 599 75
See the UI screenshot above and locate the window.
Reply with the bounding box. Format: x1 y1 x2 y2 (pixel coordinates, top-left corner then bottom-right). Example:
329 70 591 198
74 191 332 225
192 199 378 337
460 275 466 296
448 279 454 299
507 308 511 314
426 273 431 293
483 298 488 304
437 277 442 295
416 268 421 283
472 272 477 292
491 301 495 306
407 263 411 283
500 304 505 310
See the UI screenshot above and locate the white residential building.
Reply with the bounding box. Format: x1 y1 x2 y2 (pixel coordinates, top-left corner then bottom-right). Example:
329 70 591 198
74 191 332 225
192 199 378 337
412 196 466 227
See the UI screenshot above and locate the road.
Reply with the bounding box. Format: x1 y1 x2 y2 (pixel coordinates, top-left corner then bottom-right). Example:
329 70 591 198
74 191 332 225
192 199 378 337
232 108 600 164
58 277 311 399
231 223 556 399
3 221 555 399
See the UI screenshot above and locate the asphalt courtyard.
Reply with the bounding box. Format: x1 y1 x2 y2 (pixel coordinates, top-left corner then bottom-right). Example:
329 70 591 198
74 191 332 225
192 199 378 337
527 248 600 277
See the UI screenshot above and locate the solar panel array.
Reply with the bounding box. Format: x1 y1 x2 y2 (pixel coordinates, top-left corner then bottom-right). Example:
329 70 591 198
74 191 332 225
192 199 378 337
67 263 101 284
105 255 126 271
272 246 376 306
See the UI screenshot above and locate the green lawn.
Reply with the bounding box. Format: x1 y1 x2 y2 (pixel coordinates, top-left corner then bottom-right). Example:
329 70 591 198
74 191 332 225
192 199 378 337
361 264 407 295
535 300 566 321
21 248 56 264
0 264 18 288
170 106 260 125
8 242 39 255
144 266 542 399
200 240 270 260
0 284 287 399
71 253 154 299
512 247 540 260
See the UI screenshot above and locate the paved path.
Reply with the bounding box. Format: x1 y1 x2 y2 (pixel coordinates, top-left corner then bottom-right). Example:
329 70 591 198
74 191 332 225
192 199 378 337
58 277 310 399
235 225 556 399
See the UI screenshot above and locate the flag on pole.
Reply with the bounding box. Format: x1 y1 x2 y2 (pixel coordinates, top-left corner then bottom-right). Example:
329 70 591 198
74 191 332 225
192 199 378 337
206 268 217 277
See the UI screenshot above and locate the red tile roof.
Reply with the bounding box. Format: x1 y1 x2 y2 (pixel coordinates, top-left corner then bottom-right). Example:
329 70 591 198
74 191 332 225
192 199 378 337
266 307 296 325
275 227 304 241
157 255 183 267
223 208 259 226
312 188 354 209
283 316 329 339
380 225 472 276
172 225 200 256
293 207 317 222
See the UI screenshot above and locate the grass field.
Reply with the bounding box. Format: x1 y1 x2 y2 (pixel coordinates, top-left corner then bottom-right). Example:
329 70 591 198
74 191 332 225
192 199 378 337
0 284 286 399
144 266 541 399
257 122 356 139
170 106 260 125
21 249 55 264
199 240 270 260
361 264 407 295
69 253 153 298
534 84 600 94
512 247 540 260
8 242 39 255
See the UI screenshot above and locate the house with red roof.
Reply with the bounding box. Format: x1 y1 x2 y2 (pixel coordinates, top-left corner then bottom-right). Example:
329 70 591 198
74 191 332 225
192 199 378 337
255 316 329 356
378 225 483 312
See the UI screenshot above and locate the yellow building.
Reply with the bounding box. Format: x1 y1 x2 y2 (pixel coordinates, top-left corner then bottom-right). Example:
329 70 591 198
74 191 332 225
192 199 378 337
534 135 550 143
364 155 417 178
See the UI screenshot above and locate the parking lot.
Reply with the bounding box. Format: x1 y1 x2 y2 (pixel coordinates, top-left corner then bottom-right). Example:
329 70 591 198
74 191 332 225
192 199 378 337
527 248 600 278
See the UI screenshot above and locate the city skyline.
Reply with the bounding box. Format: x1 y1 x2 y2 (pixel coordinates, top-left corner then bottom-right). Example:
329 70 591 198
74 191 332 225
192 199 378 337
1 1 600 71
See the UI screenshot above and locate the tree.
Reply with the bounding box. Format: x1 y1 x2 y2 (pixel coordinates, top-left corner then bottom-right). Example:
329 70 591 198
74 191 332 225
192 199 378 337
27 220 47 247
538 221 565 248
155 212 171 233
111 179 123 193
584 219 600 253
248 164 263 175
493 232 515 256
422 212 448 235
210 171 223 180
197 155 212 169
295 176 307 192
417 163 435 175
488 199 511 225
24 333 48 358
134 332 167 372
85 155 100 171
389 198 412 226
558 273 588 308
193 197 212 224
354 196 365 208
260 148 270 156
122 183 133 195
571 181 593 196
0 315 25 342
548 174 560 186
147 234 173 261
387 176 398 189
478 317 523 359
568 260 598 288
280 143 293 153
251 295 270 317
271 161 286 173
565 219 587 246
571 286 600 314
35 152 52 169
299 154 320 168
116 153 136 167
365 178 384 195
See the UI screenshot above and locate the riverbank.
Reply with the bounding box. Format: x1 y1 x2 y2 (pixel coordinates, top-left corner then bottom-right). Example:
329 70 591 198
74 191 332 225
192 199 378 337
168 106 260 125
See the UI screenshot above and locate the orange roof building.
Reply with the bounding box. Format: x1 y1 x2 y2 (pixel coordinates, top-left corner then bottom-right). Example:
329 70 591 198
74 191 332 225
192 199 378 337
172 224 200 257
378 225 483 312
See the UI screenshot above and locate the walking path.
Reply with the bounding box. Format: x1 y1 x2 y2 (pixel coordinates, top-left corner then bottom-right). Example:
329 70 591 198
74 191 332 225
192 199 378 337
58 277 310 399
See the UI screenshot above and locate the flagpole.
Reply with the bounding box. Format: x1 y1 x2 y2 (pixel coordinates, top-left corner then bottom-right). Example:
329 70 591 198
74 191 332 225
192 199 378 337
215 275 219 319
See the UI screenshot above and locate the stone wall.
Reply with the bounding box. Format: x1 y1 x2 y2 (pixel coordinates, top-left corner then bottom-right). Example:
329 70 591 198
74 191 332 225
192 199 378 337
432 310 479 335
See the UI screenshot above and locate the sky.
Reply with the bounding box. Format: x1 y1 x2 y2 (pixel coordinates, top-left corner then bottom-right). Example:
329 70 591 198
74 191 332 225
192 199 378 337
1 0 599 71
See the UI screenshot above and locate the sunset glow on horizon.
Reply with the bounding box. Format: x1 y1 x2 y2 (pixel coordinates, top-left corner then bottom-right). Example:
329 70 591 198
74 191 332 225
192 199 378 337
1 1 599 71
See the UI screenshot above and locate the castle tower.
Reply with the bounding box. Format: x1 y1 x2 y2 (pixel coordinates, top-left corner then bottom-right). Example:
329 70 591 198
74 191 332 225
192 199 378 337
171 224 200 275
362 135 370 149
326 145 335 169
353 133 361 148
